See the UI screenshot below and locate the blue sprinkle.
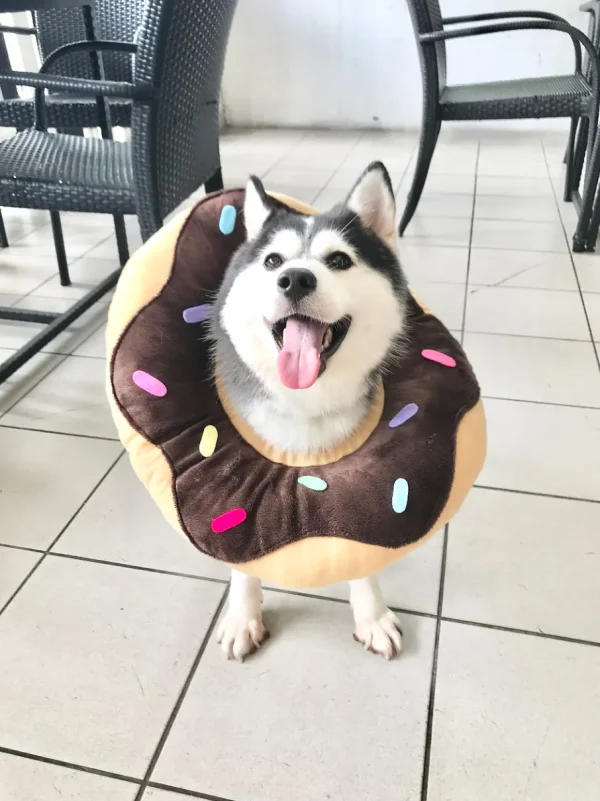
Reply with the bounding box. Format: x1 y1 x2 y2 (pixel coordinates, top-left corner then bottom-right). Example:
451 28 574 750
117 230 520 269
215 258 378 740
219 205 237 235
392 478 409 514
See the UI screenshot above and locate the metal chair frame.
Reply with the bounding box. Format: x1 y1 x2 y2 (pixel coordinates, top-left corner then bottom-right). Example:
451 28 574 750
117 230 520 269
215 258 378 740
401 2 600 252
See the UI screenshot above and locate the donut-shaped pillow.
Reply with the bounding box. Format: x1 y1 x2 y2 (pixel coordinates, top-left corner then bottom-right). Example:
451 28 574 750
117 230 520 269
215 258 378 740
107 189 486 588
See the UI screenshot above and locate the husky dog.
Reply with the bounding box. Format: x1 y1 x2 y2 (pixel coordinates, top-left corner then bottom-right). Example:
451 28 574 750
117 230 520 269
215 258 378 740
211 162 410 661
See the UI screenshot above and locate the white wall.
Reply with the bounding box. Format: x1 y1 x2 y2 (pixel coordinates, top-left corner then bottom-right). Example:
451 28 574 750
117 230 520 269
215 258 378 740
222 0 590 129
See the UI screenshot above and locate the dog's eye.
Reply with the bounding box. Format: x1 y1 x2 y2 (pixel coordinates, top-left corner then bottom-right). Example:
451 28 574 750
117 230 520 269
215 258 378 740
326 251 352 270
264 253 284 270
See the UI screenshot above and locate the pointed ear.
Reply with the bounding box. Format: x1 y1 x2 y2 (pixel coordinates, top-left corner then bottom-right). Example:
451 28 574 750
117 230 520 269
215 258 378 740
345 162 396 247
244 175 274 240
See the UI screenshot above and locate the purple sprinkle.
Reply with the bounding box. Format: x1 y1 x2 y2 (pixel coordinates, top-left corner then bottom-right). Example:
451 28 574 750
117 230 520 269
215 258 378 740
183 304 210 324
389 403 419 428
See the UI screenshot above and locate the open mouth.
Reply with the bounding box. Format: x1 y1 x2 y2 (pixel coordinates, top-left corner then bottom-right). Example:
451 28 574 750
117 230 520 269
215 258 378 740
270 314 352 390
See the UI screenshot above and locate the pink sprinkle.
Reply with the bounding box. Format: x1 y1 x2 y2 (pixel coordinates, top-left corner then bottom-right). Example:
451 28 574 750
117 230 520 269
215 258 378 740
421 349 456 368
132 370 167 397
211 508 247 533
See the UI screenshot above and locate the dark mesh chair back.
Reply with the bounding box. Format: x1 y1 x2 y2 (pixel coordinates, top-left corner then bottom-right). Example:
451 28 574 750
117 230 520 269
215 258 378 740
132 0 238 230
34 0 144 83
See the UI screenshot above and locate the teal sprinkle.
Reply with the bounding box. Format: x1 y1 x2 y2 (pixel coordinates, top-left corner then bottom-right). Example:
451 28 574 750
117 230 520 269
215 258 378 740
298 476 327 492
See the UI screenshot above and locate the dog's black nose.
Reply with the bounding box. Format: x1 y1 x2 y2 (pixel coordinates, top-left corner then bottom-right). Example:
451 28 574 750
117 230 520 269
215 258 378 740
277 268 317 302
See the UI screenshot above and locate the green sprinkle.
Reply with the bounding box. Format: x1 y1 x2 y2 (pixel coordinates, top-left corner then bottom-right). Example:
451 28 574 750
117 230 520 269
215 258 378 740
298 476 327 492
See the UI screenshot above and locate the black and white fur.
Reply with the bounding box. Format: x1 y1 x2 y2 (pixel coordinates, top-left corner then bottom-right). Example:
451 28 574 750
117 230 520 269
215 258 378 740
211 163 409 661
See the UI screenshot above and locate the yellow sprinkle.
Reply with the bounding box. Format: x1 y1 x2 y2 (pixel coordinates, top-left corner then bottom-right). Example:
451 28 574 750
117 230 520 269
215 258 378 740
199 425 218 457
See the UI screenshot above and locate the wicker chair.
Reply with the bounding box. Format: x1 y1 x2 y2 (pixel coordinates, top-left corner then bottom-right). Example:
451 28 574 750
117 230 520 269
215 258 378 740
578 0 600 247
401 1 600 252
0 0 143 131
0 2 144 250
0 0 237 384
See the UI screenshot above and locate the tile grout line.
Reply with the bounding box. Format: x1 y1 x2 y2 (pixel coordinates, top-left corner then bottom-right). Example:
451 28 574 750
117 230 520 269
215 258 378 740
0 423 118 441
3 537 600 648
19 542 600 643
0 450 124 618
466 283 599 295
462 328 598 343
481 396 600 412
0 543 44 555
459 141 480 342
255 131 311 182
0 540 231 590
265 584 438 617
421 144 476 801
473 483 600 505
26 350 107 361
419 522 449 801
0 352 70 417
146 780 237 800
441 615 600 650
395 147 418 198
309 131 370 205
45 550 231 587
133 586 230 801
0 745 141 787
401 240 571 253
541 140 600 371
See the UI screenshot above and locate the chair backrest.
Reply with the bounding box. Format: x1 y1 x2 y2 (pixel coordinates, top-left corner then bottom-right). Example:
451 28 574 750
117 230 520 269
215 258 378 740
405 0 447 90
34 0 144 83
131 0 238 231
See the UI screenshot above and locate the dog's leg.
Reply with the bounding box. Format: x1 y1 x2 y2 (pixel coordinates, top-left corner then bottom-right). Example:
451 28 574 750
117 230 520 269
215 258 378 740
217 569 268 661
349 575 402 660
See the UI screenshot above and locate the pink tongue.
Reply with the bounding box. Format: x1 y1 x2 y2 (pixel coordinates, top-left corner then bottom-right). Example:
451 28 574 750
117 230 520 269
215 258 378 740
276 318 328 389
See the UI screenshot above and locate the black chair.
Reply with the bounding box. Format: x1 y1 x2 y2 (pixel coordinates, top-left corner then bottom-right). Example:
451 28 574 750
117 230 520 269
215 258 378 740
577 0 600 247
0 2 144 252
0 0 143 132
401 1 600 252
0 0 237 384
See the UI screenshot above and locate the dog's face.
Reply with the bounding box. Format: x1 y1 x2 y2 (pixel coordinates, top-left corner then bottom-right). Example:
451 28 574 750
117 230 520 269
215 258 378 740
216 162 408 404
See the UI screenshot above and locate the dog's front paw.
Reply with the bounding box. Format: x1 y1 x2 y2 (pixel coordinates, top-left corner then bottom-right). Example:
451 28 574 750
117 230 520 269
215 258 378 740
217 611 269 662
353 609 403 660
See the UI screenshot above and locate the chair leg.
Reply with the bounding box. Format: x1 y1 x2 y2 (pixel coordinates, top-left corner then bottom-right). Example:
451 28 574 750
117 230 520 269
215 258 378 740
0 210 8 248
398 118 440 236
563 117 578 202
585 185 600 251
570 117 589 201
113 214 129 266
205 167 224 194
572 118 600 251
50 211 70 286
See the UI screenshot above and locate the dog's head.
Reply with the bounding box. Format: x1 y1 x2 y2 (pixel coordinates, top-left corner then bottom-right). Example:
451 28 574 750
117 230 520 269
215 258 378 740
215 162 408 402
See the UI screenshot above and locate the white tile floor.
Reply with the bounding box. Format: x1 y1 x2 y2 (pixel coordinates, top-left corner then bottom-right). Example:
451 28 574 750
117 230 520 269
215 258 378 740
0 127 599 801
